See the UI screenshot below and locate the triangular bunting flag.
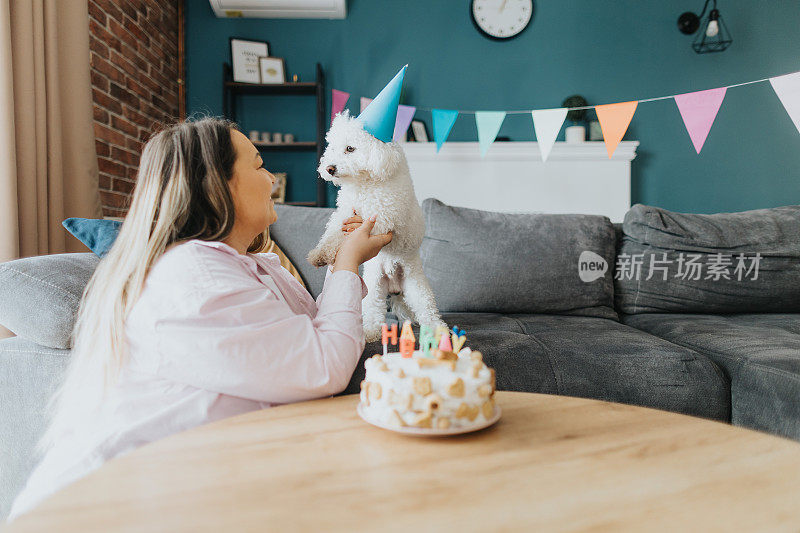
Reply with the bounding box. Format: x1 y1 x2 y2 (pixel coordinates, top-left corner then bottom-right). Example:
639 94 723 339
360 97 373 113
674 87 727 154
595 101 638 158
432 109 458 152
393 104 416 142
531 108 568 162
770 71 800 135
475 111 506 157
331 89 349 125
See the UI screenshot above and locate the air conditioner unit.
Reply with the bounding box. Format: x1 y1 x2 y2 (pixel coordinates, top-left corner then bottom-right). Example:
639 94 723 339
209 0 346 19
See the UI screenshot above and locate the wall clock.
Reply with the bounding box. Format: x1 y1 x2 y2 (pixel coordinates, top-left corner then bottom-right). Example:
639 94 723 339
470 0 533 40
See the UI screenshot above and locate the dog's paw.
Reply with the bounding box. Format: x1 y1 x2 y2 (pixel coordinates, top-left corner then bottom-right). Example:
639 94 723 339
363 323 383 343
307 247 330 267
362 312 385 343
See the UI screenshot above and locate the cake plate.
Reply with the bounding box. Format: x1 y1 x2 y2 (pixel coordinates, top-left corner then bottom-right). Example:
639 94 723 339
357 403 501 437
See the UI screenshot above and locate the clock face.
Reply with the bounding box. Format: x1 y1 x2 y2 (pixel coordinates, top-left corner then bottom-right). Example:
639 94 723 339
471 0 533 40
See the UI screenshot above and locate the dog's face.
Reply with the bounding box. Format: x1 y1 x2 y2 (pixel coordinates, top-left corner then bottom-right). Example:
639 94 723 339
318 110 403 186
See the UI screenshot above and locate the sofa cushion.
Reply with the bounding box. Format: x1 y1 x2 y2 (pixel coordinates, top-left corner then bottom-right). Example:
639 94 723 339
429 312 529 333
342 313 730 422
62 217 122 257
420 199 618 319
616 204 800 314
0 336 71 520
510 314 729 420
0 253 99 349
622 313 800 440
270 204 335 299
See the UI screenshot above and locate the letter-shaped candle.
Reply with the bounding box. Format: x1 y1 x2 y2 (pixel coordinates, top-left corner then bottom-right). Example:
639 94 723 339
419 325 436 357
451 326 467 353
381 323 397 356
438 332 452 352
399 320 415 358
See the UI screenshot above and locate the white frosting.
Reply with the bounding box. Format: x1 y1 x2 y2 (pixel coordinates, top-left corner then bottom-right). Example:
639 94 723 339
359 349 495 429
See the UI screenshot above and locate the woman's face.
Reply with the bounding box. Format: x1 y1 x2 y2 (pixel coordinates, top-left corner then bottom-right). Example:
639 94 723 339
229 129 277 238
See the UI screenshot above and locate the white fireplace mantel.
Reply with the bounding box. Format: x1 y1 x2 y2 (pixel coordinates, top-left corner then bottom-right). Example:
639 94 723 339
399 141 638 222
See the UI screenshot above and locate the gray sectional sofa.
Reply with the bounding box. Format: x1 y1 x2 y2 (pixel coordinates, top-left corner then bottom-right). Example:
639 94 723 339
1 198 799 520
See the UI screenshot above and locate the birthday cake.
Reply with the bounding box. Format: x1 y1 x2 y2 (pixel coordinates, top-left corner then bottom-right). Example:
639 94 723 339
359 323 496 430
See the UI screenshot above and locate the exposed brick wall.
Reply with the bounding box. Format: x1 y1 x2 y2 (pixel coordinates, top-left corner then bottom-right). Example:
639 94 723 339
89 0 180 217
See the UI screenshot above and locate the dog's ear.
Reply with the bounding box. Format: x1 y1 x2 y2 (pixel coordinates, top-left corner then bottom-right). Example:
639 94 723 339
365 139 402 179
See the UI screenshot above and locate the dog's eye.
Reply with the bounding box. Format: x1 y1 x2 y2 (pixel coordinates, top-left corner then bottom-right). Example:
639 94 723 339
345 146 355 153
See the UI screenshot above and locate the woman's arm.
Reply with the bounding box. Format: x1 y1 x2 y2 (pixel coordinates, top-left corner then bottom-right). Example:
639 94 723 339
147 247 365 404
315 211 368 308
144 217 390 404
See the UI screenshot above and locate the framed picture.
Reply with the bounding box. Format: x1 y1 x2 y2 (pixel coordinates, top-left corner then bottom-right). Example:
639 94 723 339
230 37 269 83
259 57 286 84
410 120 429 142
271 172 287 203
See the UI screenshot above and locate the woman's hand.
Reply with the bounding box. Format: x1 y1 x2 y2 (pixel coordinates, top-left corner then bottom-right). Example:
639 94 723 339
341 209 362 233
333 215 392 274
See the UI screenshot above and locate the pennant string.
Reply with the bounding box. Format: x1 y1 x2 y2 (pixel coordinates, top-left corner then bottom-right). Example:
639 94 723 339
336 71 796 115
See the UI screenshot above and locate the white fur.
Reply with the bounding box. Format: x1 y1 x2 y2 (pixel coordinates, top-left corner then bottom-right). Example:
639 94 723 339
308 111 444 341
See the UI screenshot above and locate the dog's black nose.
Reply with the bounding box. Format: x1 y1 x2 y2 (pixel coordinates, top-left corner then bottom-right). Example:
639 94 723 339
326 165 336 176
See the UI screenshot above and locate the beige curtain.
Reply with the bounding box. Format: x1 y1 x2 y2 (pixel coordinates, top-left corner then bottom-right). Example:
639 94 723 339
0 0 101 339
0 0 101 263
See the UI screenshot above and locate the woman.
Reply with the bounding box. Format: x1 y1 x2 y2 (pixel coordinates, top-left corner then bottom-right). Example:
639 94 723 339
8 117 392 521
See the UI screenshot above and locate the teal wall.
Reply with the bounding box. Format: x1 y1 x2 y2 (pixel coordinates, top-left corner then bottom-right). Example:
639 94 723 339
186 0 800 212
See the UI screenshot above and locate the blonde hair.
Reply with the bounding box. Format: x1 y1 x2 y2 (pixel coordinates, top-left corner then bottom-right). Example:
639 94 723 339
37 117 267 454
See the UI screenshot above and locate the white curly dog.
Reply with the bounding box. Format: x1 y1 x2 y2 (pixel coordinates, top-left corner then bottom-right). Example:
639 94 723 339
308 110 444 342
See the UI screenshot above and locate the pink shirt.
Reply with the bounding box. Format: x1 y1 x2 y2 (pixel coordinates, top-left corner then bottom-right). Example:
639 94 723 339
8 239 367 521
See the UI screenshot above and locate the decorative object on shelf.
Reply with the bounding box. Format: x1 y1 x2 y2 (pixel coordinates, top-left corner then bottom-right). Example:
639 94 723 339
410 120 429 142
248 130 260 142
272 132 283 143
260 131 272 143
678 0 732 54
284 133 295 143
589 120 603 141
292 74 299 82
470 0 533 40
259 56 286 84
271 172 287 203
562 95 588 143
230 37 269 83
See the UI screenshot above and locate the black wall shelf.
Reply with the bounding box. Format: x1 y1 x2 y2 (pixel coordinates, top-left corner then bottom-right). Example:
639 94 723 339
223 62 326 207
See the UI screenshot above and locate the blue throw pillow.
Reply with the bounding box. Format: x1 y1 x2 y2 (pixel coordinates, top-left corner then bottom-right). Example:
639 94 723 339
62 218 122 257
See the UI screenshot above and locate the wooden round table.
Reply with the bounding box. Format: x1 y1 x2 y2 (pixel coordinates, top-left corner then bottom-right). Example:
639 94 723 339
7 392 800 531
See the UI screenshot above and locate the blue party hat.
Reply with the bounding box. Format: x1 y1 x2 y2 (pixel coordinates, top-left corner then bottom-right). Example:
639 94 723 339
357 65 407 142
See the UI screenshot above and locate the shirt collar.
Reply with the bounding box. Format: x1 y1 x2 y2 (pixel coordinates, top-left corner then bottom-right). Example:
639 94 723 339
188 239 281 269
187 239 242 257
